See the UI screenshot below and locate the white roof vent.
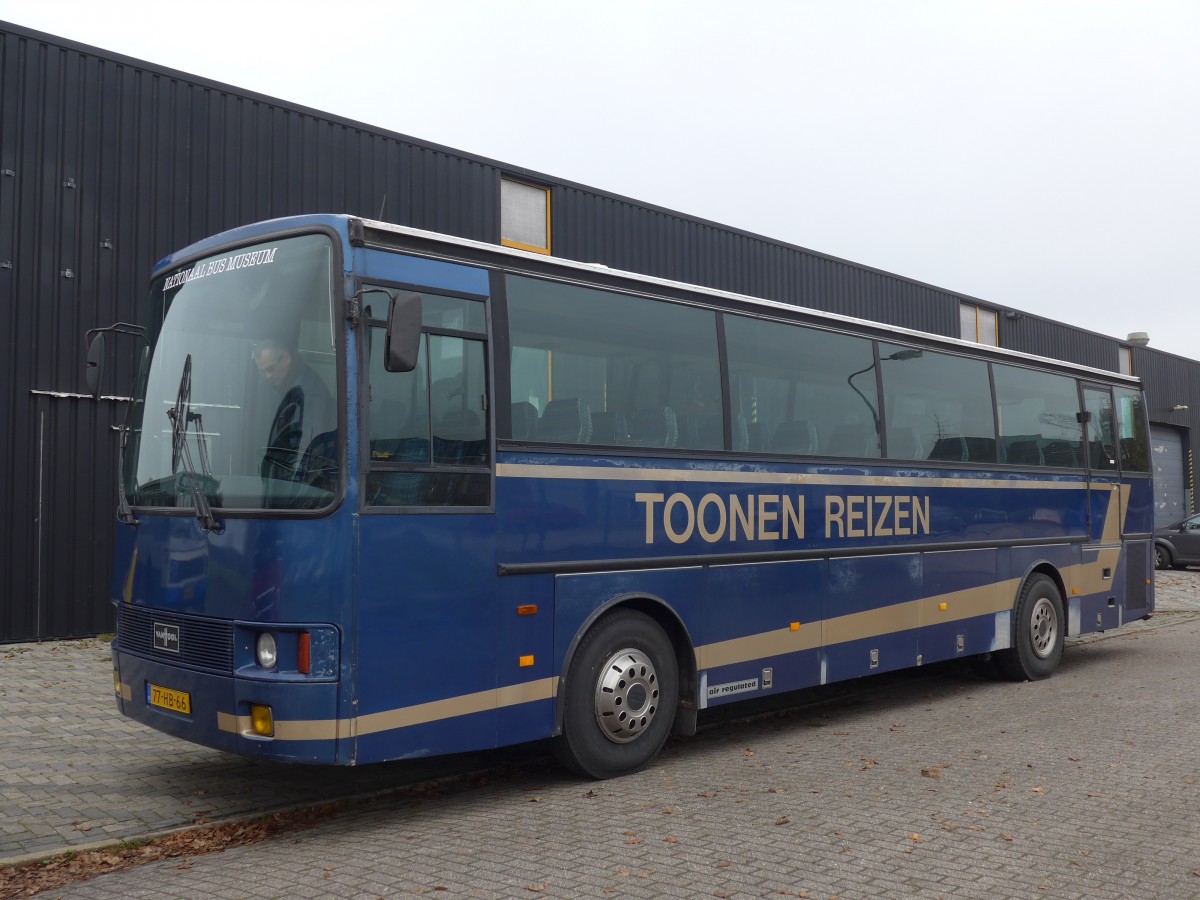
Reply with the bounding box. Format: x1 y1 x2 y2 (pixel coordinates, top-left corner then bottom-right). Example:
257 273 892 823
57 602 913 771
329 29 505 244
1126 332 1150 347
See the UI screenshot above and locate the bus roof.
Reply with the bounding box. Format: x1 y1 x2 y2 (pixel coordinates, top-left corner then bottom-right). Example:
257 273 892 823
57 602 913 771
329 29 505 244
155 213 1142 388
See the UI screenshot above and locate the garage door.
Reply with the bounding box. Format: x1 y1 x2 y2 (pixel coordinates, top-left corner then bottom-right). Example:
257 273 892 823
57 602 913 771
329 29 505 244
1150 425 1188 528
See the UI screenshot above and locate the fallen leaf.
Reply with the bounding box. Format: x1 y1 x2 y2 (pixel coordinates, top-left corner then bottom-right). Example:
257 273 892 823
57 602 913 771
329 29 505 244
624 839 643 845
1031 787 1045 794
663 836 678 844
716 860 732 868
1001 834 1014 842
908 833 922 843
920 768 942 779
776 817 791 826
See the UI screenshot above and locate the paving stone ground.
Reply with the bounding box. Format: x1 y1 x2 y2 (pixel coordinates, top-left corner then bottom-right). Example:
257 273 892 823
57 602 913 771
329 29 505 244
3 570 1200 897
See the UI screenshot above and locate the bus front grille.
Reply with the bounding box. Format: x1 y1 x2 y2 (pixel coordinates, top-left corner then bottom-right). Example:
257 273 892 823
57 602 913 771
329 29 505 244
116 605 235 673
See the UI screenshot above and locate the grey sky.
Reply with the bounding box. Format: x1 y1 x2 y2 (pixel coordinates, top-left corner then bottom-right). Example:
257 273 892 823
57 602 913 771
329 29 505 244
6 0 1198 359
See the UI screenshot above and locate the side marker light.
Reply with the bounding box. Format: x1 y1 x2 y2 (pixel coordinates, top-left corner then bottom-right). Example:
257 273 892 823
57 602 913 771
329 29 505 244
250 704 274 737
298 632 311 675
789 622 800 632
519 655 535 668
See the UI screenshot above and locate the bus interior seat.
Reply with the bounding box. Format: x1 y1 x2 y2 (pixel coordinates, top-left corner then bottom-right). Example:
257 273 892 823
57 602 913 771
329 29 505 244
963 436 997 463
771 420 818 455
538 398 593 444
435 410 485 464
510 401 539 440
826 422 871 457
591 411 628 445
628 406 679 448
1041 439 1080 468
928 436 967 462
887 425 923 460
1004 436 1044 466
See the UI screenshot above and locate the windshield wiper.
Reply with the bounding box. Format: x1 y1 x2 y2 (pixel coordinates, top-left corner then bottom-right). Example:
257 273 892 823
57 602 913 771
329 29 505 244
115 425 138 526
166 354 220 532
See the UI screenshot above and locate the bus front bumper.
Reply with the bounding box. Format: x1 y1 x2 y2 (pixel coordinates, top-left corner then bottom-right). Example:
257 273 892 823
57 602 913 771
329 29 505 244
113 646 348 764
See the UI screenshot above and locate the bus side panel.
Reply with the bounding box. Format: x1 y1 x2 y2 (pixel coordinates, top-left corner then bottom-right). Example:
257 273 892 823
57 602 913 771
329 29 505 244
701 560 822 704
495 573 558 745
355 512 500 762
919 548 1003 664
1123 539 1155 620
824 554 920 682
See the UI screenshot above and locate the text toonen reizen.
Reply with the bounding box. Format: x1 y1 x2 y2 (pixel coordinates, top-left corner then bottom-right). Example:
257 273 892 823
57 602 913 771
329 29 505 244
634 491 931 544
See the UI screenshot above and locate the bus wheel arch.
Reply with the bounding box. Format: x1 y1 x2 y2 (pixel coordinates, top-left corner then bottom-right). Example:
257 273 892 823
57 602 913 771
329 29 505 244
996 568 1065 681
554 598 693 779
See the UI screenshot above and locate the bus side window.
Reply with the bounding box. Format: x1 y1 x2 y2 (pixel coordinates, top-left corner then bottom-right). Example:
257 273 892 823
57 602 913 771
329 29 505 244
365 297 490 507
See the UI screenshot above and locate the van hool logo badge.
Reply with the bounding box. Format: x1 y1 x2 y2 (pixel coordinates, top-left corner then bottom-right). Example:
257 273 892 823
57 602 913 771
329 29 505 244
153 623 180 653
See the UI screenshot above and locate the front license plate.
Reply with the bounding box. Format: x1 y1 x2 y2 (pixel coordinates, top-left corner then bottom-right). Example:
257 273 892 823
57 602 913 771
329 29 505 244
147 683 191 715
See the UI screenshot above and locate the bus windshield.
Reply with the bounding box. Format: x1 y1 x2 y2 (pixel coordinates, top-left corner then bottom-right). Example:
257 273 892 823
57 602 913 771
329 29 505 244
123 232 339 512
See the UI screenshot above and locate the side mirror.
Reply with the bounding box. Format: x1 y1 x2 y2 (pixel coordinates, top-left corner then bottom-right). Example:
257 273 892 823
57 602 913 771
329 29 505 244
385 291 422 373
85 332 107 400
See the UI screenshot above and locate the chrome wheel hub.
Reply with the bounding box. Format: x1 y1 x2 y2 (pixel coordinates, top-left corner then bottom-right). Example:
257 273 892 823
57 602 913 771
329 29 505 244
1030 596 1058 659
594 647 660 743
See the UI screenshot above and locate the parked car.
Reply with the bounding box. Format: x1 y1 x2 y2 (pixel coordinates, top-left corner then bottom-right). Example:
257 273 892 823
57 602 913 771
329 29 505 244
1154 514 1200 569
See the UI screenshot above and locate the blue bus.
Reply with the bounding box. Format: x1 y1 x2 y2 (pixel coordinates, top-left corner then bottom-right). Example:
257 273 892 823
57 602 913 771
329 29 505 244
89 215 1154 778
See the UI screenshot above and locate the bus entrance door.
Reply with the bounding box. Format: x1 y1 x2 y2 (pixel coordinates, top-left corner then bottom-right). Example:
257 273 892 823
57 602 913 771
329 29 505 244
1081 385 1122 631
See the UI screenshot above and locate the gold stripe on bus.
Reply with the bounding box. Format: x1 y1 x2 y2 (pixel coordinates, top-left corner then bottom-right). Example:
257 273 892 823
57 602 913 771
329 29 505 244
497 462 1089 491
1065 548 1123 598
696 577 1021 671
1100 484 1131 545
697 625 822 670
216 677 560 741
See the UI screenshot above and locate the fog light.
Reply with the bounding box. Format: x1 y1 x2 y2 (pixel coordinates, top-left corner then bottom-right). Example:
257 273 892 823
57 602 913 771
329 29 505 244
250 704 274 737
256 632 278 669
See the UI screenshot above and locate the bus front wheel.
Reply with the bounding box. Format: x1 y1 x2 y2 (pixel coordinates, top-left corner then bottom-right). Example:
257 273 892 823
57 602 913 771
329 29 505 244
997 573 1064 681
555 609 679 779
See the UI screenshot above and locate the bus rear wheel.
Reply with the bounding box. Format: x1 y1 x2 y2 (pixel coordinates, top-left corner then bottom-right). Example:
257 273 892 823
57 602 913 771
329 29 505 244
997 573 1064 681
555 609 679 779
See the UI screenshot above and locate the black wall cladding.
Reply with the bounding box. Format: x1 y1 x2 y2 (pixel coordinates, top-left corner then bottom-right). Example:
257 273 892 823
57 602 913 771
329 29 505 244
1 20 1195 640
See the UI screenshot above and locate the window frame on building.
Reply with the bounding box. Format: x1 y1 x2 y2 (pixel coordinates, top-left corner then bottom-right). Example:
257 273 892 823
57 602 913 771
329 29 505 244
500 178 552 255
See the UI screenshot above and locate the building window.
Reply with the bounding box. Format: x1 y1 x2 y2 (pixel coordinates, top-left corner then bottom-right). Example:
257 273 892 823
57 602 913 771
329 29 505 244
1118 346 1133 375
501 178 551 255
960 303 998 345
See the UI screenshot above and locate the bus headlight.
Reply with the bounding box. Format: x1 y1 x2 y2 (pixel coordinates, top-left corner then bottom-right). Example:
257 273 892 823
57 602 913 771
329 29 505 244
256 632 278 669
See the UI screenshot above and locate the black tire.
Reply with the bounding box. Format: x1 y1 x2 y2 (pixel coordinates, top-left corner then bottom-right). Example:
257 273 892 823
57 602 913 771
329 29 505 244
1154 544 1172 570
996 573 1065 681
554 609 679 780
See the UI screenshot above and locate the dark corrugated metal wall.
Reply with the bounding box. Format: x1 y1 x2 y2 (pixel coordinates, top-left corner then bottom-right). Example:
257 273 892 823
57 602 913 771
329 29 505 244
1 21 1196 641
0 24 502 641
